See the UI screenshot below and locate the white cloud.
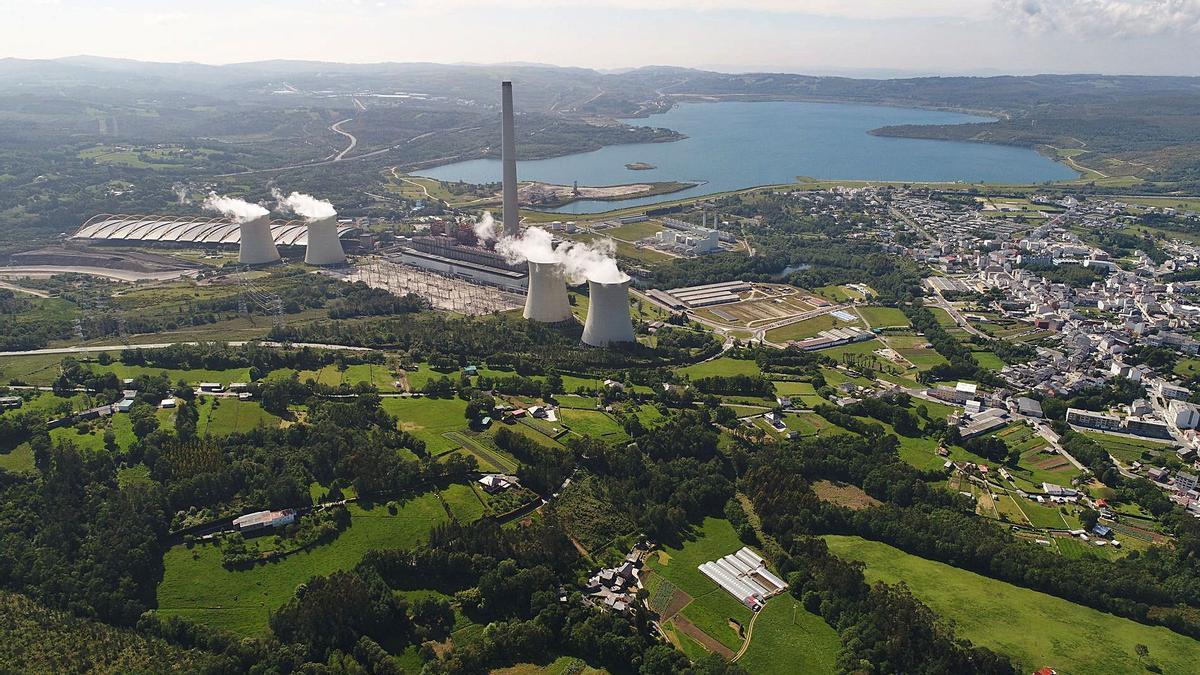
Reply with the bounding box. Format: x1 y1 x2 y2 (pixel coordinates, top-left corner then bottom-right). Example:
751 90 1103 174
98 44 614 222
997 0 1200 36
394 0 988 21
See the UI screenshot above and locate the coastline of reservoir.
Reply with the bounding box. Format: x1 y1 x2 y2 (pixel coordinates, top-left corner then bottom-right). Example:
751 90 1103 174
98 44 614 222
416 101 1079 214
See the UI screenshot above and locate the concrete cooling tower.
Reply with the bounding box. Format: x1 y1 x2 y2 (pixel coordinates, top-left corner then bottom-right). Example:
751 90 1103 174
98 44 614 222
581 278 636 347
304 216 345 266
238 215 280 265
524 260 573 323
501 81 519 237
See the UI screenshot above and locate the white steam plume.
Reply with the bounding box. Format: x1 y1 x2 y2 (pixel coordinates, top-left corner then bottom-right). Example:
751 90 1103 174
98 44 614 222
474 211 498 242
497 226 627 284
203 192 269 223
272 188 337 220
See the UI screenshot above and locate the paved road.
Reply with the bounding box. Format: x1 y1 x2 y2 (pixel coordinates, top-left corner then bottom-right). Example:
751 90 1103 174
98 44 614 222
0 266 198 282
0 280 50 297
0 340 371 358
330 118 357 160
889 205 936 243
217 124 484 177
929 291 988 339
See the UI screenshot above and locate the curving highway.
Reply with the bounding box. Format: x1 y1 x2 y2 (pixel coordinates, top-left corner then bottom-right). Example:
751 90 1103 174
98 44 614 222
330 118 357 160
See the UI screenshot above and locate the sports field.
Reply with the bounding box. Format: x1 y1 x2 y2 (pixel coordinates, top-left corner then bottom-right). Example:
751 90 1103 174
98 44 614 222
825 535 1199 674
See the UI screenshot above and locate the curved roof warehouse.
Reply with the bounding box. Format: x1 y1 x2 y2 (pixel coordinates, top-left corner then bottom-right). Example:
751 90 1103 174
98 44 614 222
72 214 361 247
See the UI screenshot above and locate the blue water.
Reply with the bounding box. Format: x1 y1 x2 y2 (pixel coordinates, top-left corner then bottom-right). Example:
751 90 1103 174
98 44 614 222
417 101 1078 214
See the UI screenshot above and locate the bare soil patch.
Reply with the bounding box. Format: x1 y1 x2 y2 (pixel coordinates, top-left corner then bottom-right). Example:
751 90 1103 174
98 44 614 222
812 480 881 510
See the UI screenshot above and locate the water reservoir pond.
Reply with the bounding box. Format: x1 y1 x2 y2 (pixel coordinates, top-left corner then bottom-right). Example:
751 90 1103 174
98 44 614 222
417 101 1077 213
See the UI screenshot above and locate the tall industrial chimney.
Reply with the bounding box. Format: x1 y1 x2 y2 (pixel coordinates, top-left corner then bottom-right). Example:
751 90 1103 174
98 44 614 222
581 277 636 347
238 214 281 265
501 81 519 237
304 216 345 266
524 260 573 323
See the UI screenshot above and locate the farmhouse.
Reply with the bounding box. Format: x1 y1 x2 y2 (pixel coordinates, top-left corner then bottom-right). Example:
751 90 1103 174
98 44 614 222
478 474 517 493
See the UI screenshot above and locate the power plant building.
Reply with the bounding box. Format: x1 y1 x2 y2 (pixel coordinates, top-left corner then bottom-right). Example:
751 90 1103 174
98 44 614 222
581 278 636 347
652 280 750 309
390 235 528 292
73 213 361 250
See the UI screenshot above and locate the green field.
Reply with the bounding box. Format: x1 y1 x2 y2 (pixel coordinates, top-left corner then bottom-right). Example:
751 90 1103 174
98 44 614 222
972 350 1007 371
676 357 761 379
440 482 487 524
381 396 468 455
0 443 34 473
157 495 449 635
765 313 864 343
826 535 1200 674
737 598 840 674
857 306 910 329
887 335 949 370
200 398 282 436
771 381 826 408
814 285 866 302
399 363 458 392
0 353 76 385
91 361 250 385
603 220 664 241
557 408 627 440
644 517 753 652
929 307 958 328
1082 432 1176 465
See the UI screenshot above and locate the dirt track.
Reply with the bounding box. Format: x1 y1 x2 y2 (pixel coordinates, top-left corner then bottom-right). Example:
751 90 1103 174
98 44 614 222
671 614 734 659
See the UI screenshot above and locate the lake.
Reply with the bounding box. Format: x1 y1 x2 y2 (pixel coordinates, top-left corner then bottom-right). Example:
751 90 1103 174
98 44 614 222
416 101 1078 214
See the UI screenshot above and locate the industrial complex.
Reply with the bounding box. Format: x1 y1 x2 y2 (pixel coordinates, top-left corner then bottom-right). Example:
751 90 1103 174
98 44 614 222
73 213 361 250
63 82 639 346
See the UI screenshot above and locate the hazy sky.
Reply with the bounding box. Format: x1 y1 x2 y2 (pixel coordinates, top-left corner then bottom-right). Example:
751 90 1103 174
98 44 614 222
3 0 1200 75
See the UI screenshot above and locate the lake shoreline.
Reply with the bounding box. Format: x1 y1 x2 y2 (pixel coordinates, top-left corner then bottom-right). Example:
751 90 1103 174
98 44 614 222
418 100 1077 213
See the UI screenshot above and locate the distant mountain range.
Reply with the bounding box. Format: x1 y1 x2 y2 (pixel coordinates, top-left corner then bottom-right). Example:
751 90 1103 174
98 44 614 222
2 56 1199 191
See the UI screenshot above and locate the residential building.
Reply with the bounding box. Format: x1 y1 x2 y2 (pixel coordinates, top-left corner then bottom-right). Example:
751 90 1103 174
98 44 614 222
1169 400 1200 430
1065 408 1122 431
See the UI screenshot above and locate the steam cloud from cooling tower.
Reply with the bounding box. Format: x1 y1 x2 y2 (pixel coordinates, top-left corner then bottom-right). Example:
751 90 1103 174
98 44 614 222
272 189 338 220
477 213 626 286
203 193 268 222
272 189 345 265
203 193 280 265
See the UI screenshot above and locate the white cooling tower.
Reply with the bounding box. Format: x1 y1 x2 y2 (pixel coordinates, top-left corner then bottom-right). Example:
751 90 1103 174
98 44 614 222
581 278 636 347
238 215 280 265
304 216 345 266
501 81 519 237
524 260 573 323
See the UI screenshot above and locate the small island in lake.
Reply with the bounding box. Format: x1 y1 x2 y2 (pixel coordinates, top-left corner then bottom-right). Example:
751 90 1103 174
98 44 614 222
625 162 656 170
